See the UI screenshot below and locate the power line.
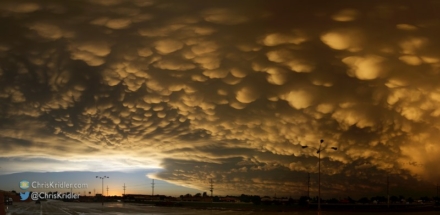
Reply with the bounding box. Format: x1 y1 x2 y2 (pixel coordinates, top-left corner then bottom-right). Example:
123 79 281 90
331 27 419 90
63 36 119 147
128 183 150 187
125 182 171 187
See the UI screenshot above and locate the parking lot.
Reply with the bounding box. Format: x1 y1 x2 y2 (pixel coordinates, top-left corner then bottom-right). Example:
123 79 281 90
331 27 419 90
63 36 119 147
4 200 255 215
5 200 200 215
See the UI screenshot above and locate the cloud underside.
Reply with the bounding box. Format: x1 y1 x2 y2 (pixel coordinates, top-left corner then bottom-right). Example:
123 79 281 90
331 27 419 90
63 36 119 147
1 0 440 196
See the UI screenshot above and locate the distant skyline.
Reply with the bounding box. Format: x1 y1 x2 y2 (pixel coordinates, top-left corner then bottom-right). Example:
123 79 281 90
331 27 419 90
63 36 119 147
1 171 436 199
0 170 202 197
1 0 440 199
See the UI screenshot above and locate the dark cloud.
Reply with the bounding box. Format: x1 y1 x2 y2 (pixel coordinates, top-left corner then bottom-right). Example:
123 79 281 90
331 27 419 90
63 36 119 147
1 0 440 198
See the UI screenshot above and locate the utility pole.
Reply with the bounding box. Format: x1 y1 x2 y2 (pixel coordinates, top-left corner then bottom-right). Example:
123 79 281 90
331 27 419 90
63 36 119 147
94 189 95 196
300 139 336 215
123 183 126 196
318 142 321 213
96 176 109 206
387 175 390 208
209 179 214 198
151 179 155 199
307 173 310 199
436 182 438 199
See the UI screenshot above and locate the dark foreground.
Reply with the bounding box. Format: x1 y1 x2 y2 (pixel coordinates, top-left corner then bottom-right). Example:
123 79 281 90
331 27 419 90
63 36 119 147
151 200 440 214
5 200 440 215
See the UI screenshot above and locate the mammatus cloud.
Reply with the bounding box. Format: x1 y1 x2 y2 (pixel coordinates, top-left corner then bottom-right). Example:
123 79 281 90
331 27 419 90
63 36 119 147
321 28 364 52
1 0 440 198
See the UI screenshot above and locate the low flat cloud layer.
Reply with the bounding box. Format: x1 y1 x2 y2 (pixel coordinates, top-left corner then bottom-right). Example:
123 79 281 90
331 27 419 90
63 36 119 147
1 0 440 197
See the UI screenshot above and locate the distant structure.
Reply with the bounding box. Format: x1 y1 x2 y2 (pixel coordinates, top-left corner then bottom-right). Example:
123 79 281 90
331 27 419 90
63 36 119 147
387 175 390 208
123 183 126 196
209 179 214 197
151 179 155 197
436 182 439 199
123 194 163 202
307 173 310 199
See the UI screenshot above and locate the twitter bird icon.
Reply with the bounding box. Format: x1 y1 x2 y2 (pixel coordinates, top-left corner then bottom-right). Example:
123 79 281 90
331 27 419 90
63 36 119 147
20 192 30 201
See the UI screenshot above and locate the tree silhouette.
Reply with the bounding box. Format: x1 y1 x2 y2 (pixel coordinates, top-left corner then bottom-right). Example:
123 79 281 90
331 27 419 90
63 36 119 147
358 197 369 204
390 195 398 203
251 195 261 205
327 198 339 204
299 196 309 205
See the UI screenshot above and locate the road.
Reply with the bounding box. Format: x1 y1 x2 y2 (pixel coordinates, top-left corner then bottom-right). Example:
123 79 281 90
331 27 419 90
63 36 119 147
6 201 439 215
5 200 254 215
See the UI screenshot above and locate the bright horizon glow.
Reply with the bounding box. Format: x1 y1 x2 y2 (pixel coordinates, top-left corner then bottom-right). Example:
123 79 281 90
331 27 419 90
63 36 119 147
0 170 204 197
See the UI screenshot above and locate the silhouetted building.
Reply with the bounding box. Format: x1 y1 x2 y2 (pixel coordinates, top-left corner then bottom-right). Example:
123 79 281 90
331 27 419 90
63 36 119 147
179 196 212 202
219 196 240 202
123 194 164 202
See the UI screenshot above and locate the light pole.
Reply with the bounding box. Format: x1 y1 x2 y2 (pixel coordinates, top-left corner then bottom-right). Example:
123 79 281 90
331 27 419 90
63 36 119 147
436 181 438 201
301 139 337 214
96 176 109 206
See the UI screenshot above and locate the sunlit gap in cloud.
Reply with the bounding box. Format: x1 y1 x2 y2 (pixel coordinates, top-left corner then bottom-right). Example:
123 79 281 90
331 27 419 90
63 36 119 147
0 157 162 175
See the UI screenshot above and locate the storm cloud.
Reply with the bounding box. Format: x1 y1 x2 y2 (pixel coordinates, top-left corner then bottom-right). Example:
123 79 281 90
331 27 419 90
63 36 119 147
1 0 440 197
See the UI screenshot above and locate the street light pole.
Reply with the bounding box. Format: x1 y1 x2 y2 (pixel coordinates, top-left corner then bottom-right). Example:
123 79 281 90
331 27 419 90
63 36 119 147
318 140 321 213
437 181 438 200
301 139 337 215
96 176 109 206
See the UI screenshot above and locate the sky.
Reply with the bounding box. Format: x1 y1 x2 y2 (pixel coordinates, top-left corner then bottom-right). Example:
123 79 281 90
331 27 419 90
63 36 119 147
0 0 440 199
